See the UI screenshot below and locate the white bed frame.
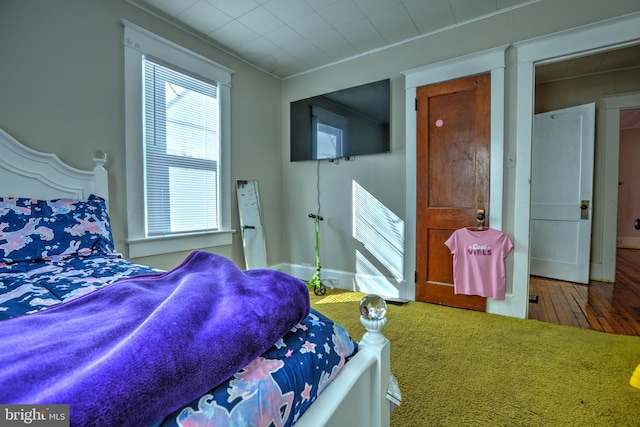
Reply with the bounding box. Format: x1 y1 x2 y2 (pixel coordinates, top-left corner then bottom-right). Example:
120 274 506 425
0 127 392 427
0 128 108 201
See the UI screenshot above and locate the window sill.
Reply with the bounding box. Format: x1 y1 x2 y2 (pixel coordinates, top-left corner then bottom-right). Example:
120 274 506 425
126 229 235 258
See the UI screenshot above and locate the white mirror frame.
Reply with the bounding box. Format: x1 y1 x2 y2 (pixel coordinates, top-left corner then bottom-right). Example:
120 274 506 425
236 180 268 269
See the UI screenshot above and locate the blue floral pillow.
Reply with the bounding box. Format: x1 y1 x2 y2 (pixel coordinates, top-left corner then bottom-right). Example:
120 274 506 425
0 197 42 263
0 195 117 263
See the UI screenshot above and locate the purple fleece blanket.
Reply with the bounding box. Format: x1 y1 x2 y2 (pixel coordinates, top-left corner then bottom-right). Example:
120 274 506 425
0 251 310 426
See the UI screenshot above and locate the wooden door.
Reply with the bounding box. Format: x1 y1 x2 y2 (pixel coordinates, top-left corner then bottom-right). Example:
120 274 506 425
415 73 491 311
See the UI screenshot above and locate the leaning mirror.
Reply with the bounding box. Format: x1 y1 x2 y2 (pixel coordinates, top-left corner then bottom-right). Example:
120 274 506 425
236 179 268 269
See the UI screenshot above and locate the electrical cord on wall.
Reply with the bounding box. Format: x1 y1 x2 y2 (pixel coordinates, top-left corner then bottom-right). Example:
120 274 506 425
316 159 322 217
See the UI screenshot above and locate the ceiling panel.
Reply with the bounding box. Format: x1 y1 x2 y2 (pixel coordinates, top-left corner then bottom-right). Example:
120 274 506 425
127 0 640 81
127 0 536 78
535 45 640 129
536 44 640 84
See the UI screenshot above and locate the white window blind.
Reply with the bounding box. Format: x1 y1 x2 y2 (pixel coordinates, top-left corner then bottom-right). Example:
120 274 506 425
144 58 220 235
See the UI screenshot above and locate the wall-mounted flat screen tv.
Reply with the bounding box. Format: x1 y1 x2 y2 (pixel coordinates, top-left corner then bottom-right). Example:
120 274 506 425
290 79 390 161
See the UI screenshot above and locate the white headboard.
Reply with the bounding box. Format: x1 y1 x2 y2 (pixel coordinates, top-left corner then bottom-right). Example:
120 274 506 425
0 128 108 201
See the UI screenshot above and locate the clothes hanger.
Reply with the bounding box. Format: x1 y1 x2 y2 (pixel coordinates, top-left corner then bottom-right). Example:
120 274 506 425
466 223 487 231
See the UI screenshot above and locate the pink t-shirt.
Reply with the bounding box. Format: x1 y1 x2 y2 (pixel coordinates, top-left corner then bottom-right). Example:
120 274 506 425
444 227 514 300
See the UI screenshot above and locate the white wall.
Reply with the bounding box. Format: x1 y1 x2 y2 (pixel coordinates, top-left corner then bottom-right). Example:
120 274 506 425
280 0 640 304
0 0 282 270
1 0 639 298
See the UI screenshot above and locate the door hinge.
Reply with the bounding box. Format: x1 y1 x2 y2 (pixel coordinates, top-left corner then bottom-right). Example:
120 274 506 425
415 98 418 111
414 271 418 283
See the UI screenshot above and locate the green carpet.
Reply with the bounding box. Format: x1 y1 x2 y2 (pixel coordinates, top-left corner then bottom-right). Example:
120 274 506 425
311 291 640 426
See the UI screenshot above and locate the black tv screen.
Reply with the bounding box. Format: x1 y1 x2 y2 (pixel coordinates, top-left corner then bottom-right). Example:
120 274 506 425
290 79 390 161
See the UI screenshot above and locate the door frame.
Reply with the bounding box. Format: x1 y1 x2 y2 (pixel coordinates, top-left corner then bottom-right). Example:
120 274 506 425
402 45 508 314
514 12 640 317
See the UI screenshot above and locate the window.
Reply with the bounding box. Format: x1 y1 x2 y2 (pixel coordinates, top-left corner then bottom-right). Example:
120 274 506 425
123 20 234 258
144 59 219 235
311 106 348 159
315 123 343 159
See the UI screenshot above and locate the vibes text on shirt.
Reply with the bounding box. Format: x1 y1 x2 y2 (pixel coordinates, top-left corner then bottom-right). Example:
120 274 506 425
467 243 492 256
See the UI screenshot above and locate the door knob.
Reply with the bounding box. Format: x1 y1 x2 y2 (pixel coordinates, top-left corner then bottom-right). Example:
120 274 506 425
580 200 589 220
475 208 486 229
635 218 640 230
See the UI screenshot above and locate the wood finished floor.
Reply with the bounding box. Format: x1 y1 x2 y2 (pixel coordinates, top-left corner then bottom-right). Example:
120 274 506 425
528 248 640 336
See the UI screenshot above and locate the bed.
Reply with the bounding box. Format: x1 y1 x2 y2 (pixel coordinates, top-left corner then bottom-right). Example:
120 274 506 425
0 127 392 427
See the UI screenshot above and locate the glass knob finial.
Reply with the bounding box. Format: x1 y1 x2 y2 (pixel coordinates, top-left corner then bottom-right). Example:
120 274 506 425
93 150 107 161
359 294 387 320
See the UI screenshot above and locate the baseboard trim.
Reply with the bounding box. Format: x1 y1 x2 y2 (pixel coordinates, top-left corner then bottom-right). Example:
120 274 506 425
273 263 405 299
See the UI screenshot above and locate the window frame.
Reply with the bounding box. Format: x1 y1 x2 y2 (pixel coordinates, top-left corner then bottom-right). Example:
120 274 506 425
123 20 234 258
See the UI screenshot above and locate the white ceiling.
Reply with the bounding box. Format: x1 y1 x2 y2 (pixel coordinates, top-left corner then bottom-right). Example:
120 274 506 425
127 0 640 127
536 45 640 129
127 0 535 78
535 45 640 84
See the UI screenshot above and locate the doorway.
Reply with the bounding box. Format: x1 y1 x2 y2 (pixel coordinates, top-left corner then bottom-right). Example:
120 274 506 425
515 15 640 320
617 107 640 250
403 45 507 313
415 73 490 311
528 102 640 327
528 46 640 322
